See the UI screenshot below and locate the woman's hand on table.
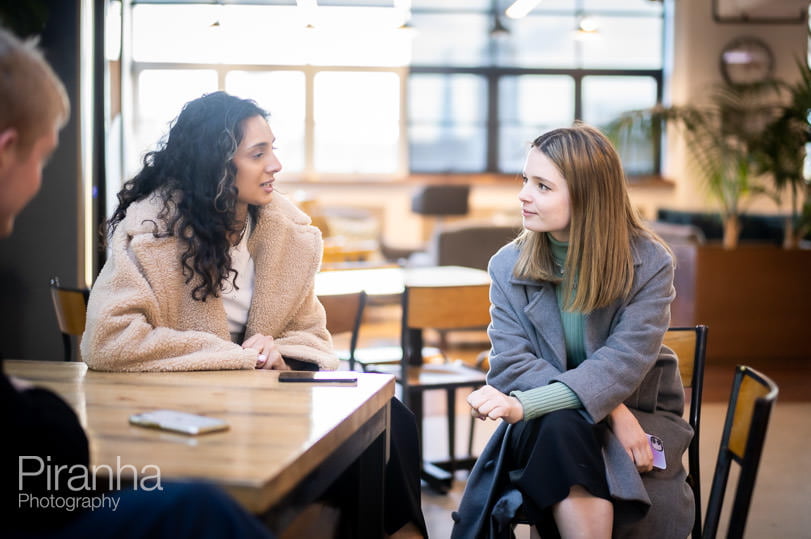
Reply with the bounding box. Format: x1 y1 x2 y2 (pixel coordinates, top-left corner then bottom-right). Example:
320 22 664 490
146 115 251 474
467 385 524 424
243 334 289 370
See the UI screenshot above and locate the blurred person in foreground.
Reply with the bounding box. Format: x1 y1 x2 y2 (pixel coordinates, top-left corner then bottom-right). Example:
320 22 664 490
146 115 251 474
0 26 274 538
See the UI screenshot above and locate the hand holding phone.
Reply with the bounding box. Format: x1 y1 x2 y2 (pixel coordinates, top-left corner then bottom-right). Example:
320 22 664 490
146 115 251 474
129 410 229 435
646 433 667 470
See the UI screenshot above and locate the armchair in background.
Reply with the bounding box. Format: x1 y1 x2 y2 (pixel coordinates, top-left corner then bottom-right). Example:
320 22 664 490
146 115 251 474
380 184 474 265
646 220 706 327
410 184 470 219
407 221 521 271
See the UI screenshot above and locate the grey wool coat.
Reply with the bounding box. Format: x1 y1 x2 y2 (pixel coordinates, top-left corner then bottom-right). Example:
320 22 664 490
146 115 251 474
451 235 694 539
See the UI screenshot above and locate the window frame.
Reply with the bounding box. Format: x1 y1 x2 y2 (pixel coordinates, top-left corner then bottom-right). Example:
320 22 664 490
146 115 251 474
122 1 667 179
129 62 409 180
408 65 663 174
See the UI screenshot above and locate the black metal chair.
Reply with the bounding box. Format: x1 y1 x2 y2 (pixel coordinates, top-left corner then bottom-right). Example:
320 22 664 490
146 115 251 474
666 325 708 539
703 365 778 539
506 325 708 537
317 290 367 371
368 283 489 492
49 276 90 362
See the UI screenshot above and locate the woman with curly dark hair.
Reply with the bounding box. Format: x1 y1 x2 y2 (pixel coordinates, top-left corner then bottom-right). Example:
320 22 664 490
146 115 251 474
81 91 426 538
83 91 332 372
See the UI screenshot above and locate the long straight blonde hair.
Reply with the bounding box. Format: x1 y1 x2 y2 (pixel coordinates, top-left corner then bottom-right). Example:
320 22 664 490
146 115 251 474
514 122 666 313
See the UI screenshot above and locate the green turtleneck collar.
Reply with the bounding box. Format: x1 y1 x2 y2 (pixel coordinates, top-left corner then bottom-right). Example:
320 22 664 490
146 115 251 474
547 233 568 274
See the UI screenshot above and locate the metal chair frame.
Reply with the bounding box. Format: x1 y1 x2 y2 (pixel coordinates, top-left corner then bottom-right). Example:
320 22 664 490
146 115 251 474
49 276 90 362
703 365 778 539
318 290 367 371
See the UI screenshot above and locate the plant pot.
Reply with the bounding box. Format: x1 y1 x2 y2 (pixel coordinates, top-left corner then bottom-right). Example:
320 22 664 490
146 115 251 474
671 243 811 364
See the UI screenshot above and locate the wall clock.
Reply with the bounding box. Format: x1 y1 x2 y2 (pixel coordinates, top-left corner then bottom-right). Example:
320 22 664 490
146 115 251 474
719 36 775 85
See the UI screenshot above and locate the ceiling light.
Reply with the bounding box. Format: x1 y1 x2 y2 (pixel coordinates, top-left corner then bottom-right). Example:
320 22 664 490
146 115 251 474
573 15 600 41
505 0 542 19
578 15 599 33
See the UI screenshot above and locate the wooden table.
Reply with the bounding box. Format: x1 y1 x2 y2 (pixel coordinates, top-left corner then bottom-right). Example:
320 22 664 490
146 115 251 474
316 265 490 366
322 238 379 265
5 360 395 536
315 265 491 298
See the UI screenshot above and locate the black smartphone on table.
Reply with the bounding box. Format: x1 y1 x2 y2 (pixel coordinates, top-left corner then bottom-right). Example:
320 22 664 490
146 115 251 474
278 371 358 384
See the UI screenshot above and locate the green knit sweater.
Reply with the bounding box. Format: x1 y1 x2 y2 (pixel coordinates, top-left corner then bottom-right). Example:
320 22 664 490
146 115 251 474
510 235 583 421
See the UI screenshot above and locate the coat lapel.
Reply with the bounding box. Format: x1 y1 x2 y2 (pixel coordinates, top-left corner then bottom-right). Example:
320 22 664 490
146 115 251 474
520 281 567 370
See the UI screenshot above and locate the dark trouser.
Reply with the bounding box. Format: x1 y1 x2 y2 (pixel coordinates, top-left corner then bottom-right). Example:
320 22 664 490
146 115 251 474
507 409 611 538
287 359 427 537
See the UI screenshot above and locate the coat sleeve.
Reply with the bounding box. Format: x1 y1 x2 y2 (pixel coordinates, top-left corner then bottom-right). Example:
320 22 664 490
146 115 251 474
245 205 339 371
486 258 565 393
80 229 257 372
274 282 339 370
552 244 675 423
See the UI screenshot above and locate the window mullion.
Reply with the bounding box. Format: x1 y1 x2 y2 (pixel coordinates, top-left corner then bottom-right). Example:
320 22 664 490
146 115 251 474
486 73 499 173
304 67 315 180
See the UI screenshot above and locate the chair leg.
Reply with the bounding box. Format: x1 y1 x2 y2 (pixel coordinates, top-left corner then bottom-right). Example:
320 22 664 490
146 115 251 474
468 413 476 458
446 388 456 474
413 387 452 494
62 334 73 362
410 387 423 451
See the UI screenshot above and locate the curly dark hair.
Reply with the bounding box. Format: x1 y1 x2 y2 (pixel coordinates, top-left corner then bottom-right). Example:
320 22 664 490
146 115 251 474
108 91 268 301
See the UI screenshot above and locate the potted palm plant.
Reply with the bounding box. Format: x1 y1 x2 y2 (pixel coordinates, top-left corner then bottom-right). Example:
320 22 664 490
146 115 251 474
609 74 811 365
750 59 811 248
609 82 780 248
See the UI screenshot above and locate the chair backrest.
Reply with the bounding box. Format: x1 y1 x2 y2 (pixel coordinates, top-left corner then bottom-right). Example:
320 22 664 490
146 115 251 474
49 277 90 362
410 184 470 217
317 291 367 371
663 325 708 539
430 223 520 270
400 283 490 385
703 365 778 539
403 283 491 331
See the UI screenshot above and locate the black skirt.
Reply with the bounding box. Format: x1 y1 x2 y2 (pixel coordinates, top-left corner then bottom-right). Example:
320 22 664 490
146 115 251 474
505 409 611 537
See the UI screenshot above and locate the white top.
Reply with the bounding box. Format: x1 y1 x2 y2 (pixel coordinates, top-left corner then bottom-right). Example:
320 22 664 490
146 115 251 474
223 218 255 335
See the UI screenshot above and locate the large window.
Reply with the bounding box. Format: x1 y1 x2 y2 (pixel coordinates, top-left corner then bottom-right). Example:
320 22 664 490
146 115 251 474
407 0 664 173
127 3 410 179
498 75 575 172
226 70 307 172
409 74 487 172
122 0 665 179
314 71 402 173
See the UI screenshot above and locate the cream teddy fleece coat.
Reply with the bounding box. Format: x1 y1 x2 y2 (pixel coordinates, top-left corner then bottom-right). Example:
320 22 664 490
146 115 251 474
81 192 338 372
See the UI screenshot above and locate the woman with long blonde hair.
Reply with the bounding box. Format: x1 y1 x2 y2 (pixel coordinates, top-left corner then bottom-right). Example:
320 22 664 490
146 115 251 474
453 123 693 538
